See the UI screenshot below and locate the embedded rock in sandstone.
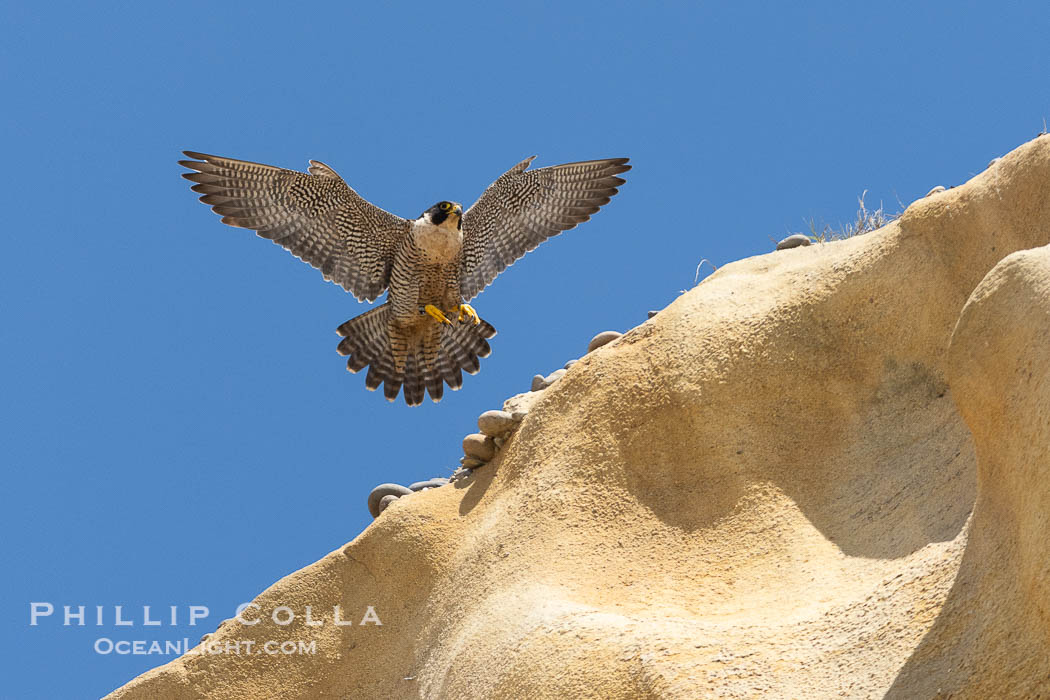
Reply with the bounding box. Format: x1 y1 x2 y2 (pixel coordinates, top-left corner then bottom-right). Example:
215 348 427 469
408 478 448 491
376 494 398 515
529 374 546 392
477 410 516 437
107 136 1050 699
366 483 412 519
540 368 566 388
776 232 812 249
462 433 496 462
586 330 622 353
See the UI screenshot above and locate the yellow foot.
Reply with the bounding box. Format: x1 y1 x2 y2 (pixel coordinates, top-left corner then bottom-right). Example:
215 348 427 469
454 303 481 325
423 304 452 325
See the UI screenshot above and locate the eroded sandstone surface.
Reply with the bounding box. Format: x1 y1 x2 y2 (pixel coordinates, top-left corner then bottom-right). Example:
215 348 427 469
108 136 1050 699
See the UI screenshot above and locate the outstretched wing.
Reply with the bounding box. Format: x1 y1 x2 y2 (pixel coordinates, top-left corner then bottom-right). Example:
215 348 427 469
179 151 410 302
458 156 631 301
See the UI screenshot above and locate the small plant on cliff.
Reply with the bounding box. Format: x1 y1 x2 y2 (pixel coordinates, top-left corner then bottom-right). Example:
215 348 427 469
801 190 897 243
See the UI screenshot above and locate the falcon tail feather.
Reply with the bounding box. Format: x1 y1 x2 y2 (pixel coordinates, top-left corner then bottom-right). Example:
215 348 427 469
335 303 496 406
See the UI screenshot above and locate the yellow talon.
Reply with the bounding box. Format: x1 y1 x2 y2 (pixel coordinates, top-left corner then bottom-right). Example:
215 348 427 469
424 304 452 325
456 303 481 325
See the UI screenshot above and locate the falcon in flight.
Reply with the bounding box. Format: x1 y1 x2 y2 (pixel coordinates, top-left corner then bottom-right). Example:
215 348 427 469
179 151 630 405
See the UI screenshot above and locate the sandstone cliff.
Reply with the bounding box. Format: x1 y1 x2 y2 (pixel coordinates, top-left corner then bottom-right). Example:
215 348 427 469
108 136 1050 699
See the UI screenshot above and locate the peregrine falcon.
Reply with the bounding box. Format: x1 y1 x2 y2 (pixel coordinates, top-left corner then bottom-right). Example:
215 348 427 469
179 151 630 405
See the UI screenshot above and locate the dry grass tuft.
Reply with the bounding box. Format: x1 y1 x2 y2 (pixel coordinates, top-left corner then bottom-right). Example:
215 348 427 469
801 190 897 243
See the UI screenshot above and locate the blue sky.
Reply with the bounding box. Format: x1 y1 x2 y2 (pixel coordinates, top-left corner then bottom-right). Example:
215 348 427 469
2 3 1048 697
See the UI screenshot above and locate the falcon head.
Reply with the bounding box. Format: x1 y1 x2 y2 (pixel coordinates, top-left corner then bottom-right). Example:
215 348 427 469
423 201 463 229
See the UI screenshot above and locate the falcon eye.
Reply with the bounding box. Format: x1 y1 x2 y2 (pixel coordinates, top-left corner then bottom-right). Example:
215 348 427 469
439 202 452 212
